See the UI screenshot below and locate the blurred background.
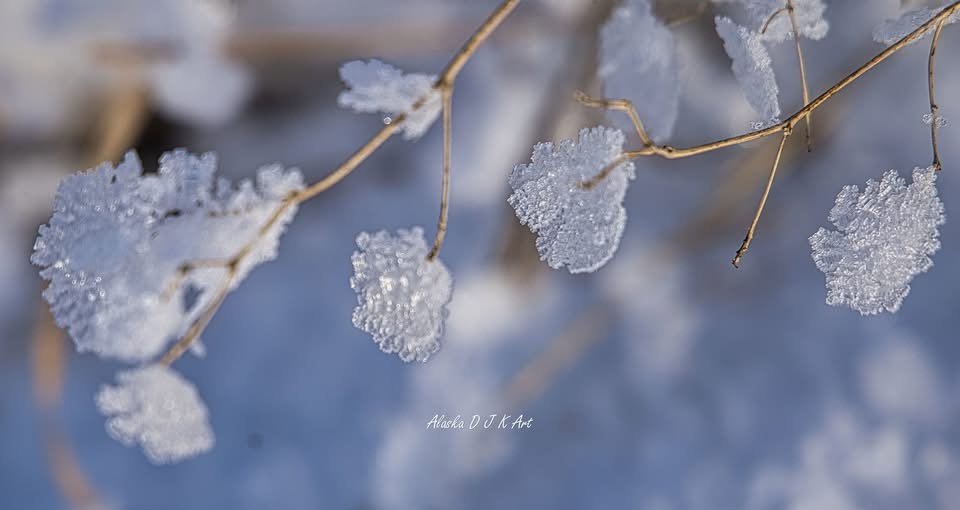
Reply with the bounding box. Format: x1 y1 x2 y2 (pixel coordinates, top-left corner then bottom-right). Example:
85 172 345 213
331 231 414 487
2 0 960 508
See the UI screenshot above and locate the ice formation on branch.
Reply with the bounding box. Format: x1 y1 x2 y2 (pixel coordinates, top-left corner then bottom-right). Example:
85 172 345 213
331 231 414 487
350 227 453 362
922 112 948 128
598 0 680 143
715 16 781 126
338 59 442 141
96 364 213 464
809 166 945 315
33 150 304 362
873 6 960 47
508 126 635 273
737 0 829 43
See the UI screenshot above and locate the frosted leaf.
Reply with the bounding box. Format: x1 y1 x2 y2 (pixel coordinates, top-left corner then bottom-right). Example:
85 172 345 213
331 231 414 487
33 150 304 362
716 16 781 125
873 7 960 47
598 0 680 143
508 126 635 273
350 227 453 362
96 365 213 464
921 112 948 128
809 166 945 315
740 0 829 42
337 59 442 141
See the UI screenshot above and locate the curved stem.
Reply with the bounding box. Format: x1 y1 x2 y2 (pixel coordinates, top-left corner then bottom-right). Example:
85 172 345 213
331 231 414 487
427 89 453 261
732 131 790 268
928 20 946 170
786 0 813 151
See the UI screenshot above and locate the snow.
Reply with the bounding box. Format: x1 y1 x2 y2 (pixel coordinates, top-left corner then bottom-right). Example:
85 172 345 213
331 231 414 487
508 126 635 273
809 166 945 315
337 59 442 141
96 364 213 464
350 227 453 362
716 16 782 126
32 150 303 361
736 0 829 43
598 0 680 143
872 6 960 47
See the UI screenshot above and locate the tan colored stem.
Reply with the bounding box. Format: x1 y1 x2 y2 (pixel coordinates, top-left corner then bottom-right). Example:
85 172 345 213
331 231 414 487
156 0 520 366
928 20 946 170
427 89 453 261
732 131 790 267
786 0 813 151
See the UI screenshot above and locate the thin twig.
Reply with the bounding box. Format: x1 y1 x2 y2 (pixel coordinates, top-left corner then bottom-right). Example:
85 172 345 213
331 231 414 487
575 90 654 146
761 7 789 34
928 20 946 171
427 89 453 260
159 274 233 366
732 130 790 267
155 0 521 366
786 0 814 151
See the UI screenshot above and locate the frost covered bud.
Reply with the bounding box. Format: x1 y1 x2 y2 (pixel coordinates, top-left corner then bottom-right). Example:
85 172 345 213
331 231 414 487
350 227 453 362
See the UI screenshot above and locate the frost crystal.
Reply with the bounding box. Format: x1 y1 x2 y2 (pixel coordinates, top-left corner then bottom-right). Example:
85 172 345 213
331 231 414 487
350 227 453 362
33 150 304 362
809 166 945 315
741 0 829 43
716 16 781 125
508 126 635 273
96 365 213 464
599 0 680 143
338 59 442 141
873 7 960 47
922 112 948 128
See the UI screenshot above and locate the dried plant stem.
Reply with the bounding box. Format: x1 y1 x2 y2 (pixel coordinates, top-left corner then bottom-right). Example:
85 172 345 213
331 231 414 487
580 0 960 265
786 0 813 151
732 131 790 267
159 274 233 365
156 0 520 366
427 89 453 260
928 20 946 171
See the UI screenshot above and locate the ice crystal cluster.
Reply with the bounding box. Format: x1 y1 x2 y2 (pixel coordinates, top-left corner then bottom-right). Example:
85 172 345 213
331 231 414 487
350 227 454 362
809 166 945 315
338 59 442 140
739 0 829 43
715 16 781 125
96 365 213 464
598 0 680 143
873 5 960 47
508 126 635 274
713 0 829 127
33 150 303 362
33 149 302 463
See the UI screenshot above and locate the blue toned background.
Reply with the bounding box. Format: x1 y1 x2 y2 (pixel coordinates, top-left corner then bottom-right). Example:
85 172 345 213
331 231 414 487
1 0 959 508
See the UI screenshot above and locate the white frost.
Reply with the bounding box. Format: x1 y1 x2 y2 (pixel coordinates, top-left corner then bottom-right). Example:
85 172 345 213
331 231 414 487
350 227 453 362
809 166 945 315
338 59 442 141
96 365 213 464
598 0 680 143
508 126 634 273
873 6 960 47
33 150 303 362
716 16 781 127
739 0 829 43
